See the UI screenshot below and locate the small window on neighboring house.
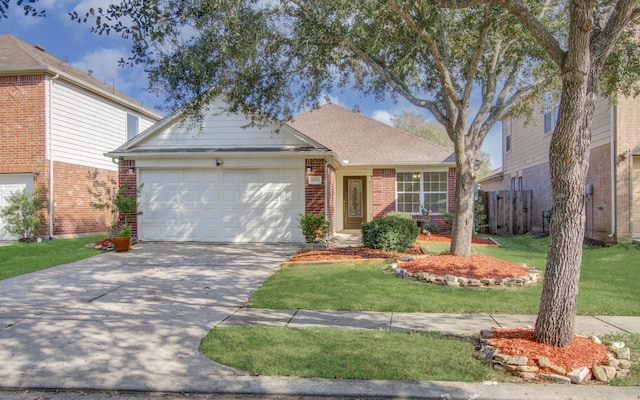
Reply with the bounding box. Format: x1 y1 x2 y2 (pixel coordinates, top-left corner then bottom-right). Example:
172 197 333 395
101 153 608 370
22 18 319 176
511 178 516 190
127 113 139 141
518 176 523 190
504 118 512 153
544 106 559 134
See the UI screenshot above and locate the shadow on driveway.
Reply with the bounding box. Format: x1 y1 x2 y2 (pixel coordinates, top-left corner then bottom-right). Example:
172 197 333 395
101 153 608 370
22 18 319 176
0 243 297 392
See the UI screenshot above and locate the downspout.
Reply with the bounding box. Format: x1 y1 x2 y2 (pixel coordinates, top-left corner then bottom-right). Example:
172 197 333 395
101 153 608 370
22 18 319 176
47 73 60 239
608 105 616 238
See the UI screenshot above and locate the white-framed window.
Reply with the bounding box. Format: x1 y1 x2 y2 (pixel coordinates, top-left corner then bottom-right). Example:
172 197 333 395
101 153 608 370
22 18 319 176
518 176 523 190
127 113 140 141
544 106 559 134
396 171 448 214
504 118 512 153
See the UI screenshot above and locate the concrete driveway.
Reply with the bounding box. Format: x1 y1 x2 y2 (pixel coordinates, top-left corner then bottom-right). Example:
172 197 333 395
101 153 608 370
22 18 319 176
0 243 298 392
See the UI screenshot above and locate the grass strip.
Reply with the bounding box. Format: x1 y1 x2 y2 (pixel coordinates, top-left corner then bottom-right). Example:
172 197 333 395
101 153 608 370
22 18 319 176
250 235 640 315
0 236 103 280
200 326 505 382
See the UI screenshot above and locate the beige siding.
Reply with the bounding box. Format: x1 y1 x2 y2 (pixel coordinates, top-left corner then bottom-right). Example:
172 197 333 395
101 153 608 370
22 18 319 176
590 97 613 149
137 99 307 149
50 80 132 171
504 98 613 180
503 103 552 178
633 157 640 238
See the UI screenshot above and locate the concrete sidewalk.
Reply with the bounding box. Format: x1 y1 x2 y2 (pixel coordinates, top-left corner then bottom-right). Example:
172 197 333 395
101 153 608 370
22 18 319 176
0 242 639 400
221 308 640 335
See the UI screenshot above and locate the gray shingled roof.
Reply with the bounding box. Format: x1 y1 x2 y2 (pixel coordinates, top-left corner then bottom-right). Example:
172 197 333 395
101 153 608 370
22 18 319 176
287 103 455 166
0 34 161 119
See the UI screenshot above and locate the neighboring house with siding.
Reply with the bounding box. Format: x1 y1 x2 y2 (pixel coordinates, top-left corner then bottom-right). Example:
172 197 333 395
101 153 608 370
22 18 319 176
480 95 640 243
0 34 163 240
106 102 456 243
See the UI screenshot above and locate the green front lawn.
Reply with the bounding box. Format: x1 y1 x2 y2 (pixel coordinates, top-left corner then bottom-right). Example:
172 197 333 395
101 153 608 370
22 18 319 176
0 236 103 280
200 326 506 382
250 235 640 316
207 234 639 385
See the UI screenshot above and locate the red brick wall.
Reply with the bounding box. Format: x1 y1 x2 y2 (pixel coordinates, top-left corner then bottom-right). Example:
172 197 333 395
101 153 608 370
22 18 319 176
52 162 116 236
0 75 46 175
305 159 326 215
118 160 139 238
326 165 336 234
372 168 396 219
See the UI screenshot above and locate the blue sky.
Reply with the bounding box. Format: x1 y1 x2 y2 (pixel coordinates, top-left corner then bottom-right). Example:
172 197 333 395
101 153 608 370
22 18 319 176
0 1 502 168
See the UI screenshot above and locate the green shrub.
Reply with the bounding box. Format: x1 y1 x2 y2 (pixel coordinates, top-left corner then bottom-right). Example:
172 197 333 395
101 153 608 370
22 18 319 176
297 213 331 243
0 188 45 241
383 211 413 220
424 223 440 234
362 214 420 252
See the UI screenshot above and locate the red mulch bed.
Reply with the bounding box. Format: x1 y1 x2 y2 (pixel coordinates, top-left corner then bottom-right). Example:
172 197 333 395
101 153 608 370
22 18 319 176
288 235 610 381
288 244 422 262
419 233 495 245
488 328 609 375
400 254 529 280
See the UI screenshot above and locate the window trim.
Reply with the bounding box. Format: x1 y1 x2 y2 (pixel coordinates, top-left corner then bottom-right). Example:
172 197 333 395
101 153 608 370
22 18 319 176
396 170 449 215
127 113 140 141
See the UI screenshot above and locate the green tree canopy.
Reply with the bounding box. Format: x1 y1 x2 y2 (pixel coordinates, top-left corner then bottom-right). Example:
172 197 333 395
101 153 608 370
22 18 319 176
72 0 559 257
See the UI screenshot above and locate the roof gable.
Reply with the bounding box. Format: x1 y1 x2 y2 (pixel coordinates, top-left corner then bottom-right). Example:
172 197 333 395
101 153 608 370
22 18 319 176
113 98 322 155
0 34 161 120
286 103 455 166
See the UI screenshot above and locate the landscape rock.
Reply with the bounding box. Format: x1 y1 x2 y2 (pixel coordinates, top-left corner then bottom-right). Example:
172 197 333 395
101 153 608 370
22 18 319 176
477 346 497 364
590 335 602 344
612 347 630 360
568 366 590 384
602 365 617 379
548 364 566 375
539 373 571 384
505 356 528 366
592 366 609 382
536 356 551 368
618 359 632 369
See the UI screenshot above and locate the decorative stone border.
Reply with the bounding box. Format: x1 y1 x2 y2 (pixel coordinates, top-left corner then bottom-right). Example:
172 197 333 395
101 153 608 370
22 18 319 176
477 330 633 384
390 257 541 288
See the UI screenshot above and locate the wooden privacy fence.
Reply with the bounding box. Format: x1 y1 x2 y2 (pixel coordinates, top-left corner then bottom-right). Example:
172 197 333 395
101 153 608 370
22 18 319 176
478 190 532 235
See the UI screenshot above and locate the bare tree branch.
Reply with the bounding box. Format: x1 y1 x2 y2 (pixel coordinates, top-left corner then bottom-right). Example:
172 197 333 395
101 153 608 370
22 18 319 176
389 0 462 110
432 0 565 67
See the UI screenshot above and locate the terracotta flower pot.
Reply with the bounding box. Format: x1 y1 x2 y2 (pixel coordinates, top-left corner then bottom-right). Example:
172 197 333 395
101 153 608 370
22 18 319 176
112 236 131 252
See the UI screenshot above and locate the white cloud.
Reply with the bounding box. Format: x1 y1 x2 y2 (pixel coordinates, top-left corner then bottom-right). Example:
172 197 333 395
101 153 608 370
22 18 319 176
73 47 125 81
371 109 394 126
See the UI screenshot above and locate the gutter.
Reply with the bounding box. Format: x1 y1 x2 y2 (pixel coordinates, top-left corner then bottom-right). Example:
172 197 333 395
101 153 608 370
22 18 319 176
608 105 616 238
47 73 60 239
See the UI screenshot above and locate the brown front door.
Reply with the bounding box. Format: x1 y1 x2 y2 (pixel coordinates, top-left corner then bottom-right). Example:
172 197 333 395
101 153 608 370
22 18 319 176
343 176 366 229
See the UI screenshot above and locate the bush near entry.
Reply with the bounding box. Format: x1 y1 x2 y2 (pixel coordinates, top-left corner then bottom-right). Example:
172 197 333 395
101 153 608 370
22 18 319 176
362 213 420 252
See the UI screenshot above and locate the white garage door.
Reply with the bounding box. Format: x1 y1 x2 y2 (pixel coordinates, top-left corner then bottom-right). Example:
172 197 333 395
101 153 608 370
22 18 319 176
139 169 305 242
0 174 33 240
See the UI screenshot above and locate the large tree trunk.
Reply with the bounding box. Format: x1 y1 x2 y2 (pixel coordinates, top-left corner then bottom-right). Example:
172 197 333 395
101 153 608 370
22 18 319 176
450 153 475 257
533 1 593 347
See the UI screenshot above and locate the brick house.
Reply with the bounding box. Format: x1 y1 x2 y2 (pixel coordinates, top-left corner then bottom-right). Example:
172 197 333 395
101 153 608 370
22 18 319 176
0 34 163 240
480 95 640 243
106 101 456 242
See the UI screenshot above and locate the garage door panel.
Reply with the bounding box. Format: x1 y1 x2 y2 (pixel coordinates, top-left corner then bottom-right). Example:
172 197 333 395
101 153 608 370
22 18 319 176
0 174 33 240
139 169 303 242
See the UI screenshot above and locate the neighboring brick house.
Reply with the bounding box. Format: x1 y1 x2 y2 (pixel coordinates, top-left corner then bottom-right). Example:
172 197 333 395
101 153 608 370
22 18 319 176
105 101 456 243
480 95 640 243
0 34 163 240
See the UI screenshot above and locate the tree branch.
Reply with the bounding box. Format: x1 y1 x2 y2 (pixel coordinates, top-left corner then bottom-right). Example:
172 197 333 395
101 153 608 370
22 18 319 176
432 0 565 67
462 5 492 104
389 0 462 110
